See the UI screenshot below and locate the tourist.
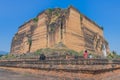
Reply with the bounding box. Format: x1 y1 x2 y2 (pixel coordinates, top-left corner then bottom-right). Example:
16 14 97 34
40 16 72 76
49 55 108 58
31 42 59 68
83 50 88 59
74 55 78 59
39 54 46 61
66 53 69 60
89 53 93 59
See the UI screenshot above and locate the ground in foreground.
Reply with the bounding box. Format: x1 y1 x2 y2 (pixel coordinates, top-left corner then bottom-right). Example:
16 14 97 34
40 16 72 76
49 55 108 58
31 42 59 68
0 67 120 80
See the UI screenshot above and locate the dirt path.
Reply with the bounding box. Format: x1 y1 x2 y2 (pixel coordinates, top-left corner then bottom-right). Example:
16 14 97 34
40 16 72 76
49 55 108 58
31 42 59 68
0 68 47 80
0 67 120 80
0 67 93 80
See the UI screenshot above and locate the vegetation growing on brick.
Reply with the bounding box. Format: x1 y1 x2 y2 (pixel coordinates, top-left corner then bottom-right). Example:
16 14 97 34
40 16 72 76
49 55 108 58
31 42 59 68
27 37 32 52
33 17 39 22
47 8 54 14
45 8 68 33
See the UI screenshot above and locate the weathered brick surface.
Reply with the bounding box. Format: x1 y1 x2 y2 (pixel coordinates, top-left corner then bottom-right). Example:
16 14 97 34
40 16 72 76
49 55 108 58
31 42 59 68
10 6 109 54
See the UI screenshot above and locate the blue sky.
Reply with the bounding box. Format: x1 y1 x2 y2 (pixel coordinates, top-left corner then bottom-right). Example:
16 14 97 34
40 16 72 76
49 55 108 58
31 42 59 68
0 0 120 54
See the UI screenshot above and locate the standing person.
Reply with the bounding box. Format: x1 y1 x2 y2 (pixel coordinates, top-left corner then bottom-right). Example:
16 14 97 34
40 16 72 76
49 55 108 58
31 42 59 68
39 54 46 61
89 53 93 59
83 50 88 59
102 44 107 58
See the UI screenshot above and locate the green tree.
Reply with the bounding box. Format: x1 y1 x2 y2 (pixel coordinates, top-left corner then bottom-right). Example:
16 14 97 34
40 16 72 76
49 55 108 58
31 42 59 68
112 51 117 55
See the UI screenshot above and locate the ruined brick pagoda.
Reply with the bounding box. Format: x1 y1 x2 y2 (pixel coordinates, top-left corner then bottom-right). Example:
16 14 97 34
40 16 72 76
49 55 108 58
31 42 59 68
10 6 109 54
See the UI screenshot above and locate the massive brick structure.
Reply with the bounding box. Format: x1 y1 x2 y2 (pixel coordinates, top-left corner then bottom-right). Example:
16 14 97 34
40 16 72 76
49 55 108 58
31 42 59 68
10 6 109 54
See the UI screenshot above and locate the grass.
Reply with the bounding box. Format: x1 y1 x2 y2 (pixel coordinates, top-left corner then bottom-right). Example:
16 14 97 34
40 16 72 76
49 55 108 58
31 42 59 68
0 54 16 60
33 47 84 57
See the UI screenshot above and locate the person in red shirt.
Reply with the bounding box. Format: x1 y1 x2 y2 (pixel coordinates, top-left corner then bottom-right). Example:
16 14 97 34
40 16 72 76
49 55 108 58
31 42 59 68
83 50 88 59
